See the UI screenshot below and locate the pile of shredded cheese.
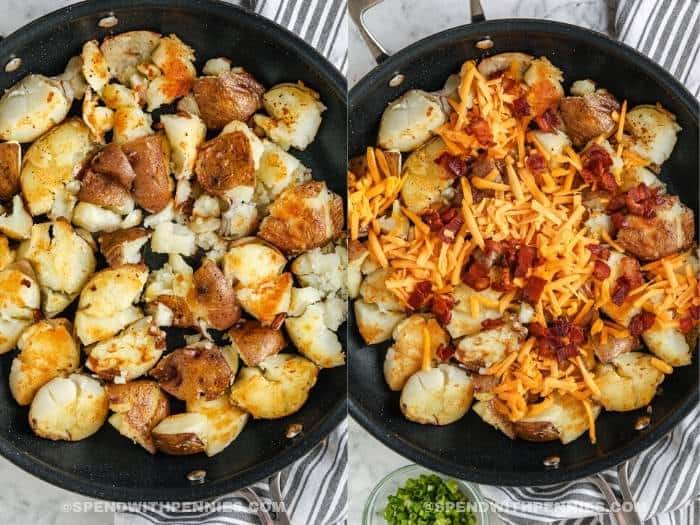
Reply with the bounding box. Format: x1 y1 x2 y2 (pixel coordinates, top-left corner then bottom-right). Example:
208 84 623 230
348 57 698 444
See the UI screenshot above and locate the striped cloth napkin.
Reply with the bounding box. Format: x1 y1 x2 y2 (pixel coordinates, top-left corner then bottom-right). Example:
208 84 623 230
117 1 347 523
480 1 700 524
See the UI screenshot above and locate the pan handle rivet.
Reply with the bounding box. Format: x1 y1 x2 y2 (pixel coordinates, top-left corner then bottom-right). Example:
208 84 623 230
186 469 207 483
389 73 405 88
4 57 21 72
98 15 119 29
543 455 560 469
475 38 494 50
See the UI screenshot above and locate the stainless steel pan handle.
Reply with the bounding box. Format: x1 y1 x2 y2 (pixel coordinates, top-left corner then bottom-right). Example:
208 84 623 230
348 0 487 63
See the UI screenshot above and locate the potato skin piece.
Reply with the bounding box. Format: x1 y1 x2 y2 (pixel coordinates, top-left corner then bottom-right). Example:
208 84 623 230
559 92 620 146
193 71 264 130
149 345 232 401
228 320 286 367
194 132 256 197
121 134 172 213
0 141 20 201
189 259 241 330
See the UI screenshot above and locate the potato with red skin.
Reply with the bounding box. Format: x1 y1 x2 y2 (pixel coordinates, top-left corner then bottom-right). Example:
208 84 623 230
149 344 233 401
90 142 136 188
228 320 286 367
98 227 150 266
193 70 264 130
258 181 344 255
559 91 620 146
0 141 21 201
194 132 256 199
188 259 241 331
121 134 172 213
151 413 208 455
107 380 170 454
78 169 134 214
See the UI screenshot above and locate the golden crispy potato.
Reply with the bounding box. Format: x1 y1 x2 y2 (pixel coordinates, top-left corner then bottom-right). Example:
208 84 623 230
228 320 286 367
193 70 264 129
0 261 41 354
112 105 153 144
100 31 162 85
20 118 97 216
455 320 527 371
624 104 681 165
354 299 406 345
107 380 170 454
74 264 148 345
0 234 14 271
253 82 325 151
121 134 172 213
258 181 343 255
514 393 600 444
150 344 233 401
384 315 449 391
146 34 196 111
152 413 208 455
160 112 206 180
29 374 108 441
10 319 79 405
230 354 318 419
377 90 446 152
446 285 502 339
0 75 72 143
186 395 249 456
400 137 454 214
286 303 344 368
235 272 292 326
0 194 32 240
86 317 166 381
223 237 287 287
594 352 666 412
643 325 693 367
472 400 516 439
400 364 473 425
0 141 21 201
81 40 111 93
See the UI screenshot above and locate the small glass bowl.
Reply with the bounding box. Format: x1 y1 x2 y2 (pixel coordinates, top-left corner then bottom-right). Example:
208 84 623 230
363 464 491 525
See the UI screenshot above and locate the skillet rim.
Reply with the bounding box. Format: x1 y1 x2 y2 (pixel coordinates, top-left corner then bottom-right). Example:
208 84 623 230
0 0 347 501
349 18 700 486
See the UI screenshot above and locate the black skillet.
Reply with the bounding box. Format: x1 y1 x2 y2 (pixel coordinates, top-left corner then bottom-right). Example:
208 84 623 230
0 0 347 501
348 2 699 486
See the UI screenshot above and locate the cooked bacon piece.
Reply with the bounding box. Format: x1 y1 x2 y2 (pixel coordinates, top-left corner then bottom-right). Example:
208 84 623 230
408 280 433 310
527 322 548 338
422 209 443 231
431 293 455 325
491 267 513 292
511 96 531 118
593 260 611 280
481 318 505 330
534 109 559 132
611 277 632 306
525 152 546 174
436 343 455 361
435 152 468 178
679 316 694 334
473 240 503 270
466 116 493 146
472 374 499 394
523 276 546 305
610 212 629 233
629 311 656 337
555 343 579 362
586 243 610 260
606 192 627 213
462 262 490 291
625 183 662 218
514 245 537 278
580 144 617 192
438 212 463 244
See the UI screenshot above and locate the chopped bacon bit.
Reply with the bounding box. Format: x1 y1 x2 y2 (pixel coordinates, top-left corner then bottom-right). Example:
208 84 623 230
466 116 493 146
525 152 546 174
408 280 433 310
436 343 455 361
581 144 616 192
523 276 547 305
625 183 658 218
690 305 700 320
462 262 491 291
534 109 559 132
514 245 538 278
491 267 514 291
679 316 694 334
438 216 464 243
435 152 469 178
431 293 455 325
270 312 286 330
511 96 531 118
586 244 611 260
481 318 505 330
611 212 629 233
440 207 458 223
593 260 611 280
555 343 579 362
422 209 443 231
629 311 656 337
620 257 643 289
528 322 548 338
611 277 631 306
606 193 627 213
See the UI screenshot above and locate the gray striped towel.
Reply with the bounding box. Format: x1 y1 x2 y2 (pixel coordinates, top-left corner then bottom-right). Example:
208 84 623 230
116 420 348 525
480 1 700 523
116 2 348 523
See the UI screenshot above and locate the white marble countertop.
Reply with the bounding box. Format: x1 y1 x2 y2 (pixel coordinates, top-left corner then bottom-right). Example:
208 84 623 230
348 2 612 524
